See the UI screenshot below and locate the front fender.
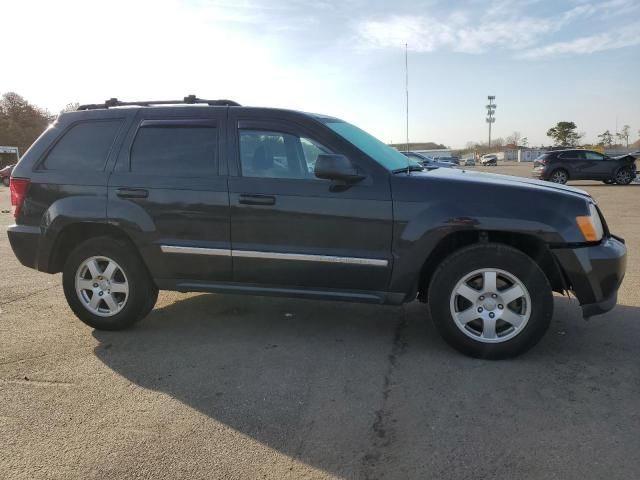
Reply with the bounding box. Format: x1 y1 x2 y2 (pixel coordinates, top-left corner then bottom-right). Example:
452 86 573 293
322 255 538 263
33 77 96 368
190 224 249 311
388 173 590 295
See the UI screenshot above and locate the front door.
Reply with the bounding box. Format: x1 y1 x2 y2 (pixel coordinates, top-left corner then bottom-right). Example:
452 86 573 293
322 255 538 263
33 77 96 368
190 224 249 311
227 116 393 294
583 151 616 179
108 108 231 283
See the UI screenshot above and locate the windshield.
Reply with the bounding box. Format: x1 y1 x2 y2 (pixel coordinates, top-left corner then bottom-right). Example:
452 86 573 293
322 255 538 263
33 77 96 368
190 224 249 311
324 120 412 171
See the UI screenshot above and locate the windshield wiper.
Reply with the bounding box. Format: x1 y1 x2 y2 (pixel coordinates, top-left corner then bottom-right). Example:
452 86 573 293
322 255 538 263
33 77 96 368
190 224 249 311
392 165 424 174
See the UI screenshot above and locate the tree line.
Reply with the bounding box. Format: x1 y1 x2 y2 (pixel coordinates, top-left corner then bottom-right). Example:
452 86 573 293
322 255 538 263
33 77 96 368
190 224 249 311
466 122 637 154
0 92 77 164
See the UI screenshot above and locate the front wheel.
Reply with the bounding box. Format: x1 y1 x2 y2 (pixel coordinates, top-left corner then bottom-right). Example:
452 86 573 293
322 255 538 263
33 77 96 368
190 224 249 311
614 167 634 185
63 236 158 330
428 244 553 359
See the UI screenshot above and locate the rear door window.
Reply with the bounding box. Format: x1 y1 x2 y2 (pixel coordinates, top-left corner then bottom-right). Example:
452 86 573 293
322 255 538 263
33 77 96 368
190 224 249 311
558 151 584 160
41 120 122 171
130 125 217 176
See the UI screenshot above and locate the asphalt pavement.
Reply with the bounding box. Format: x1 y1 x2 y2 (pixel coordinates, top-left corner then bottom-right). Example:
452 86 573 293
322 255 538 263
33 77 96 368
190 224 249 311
1 163 639 479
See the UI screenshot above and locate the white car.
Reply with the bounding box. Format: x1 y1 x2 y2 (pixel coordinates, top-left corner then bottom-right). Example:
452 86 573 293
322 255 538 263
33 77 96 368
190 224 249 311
480 154 498 166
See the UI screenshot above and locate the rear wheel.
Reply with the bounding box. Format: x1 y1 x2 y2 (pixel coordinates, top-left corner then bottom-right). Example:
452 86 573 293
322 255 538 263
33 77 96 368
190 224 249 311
549 169 568 184
63 236 158 330
428 243 553 359
614 167 633 185
2 177 9 187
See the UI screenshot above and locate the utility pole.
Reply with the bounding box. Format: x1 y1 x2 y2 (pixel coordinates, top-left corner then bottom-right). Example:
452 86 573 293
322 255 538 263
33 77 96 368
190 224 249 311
405 43 409 156
486 96 496 148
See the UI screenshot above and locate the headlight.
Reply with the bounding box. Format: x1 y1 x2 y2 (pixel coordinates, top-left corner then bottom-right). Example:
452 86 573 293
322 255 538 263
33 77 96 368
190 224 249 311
576 203 604 242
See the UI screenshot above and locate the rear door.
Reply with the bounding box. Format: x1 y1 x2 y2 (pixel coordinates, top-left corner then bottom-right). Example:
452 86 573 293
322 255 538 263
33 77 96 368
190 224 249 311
227 113 393 294
108 108 231 284
557 151 583 178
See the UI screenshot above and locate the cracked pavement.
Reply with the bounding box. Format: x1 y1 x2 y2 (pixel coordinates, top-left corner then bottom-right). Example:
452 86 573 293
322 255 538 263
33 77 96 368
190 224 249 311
1 164 639 479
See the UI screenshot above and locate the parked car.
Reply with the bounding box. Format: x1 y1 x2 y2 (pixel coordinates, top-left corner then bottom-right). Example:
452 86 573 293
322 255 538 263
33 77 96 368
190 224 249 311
463 158 476 166
532 149 637 185
0 164 14 186
480 154 498 166
7 97 626 359
401 151 457 170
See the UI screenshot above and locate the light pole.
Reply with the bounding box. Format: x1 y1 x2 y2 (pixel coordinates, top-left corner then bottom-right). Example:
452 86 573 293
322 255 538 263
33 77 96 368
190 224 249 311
486 96 496 148
405 43 409 156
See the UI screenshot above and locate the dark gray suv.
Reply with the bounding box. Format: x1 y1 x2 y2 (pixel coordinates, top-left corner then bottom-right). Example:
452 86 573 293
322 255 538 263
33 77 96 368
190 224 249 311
7 97 627 359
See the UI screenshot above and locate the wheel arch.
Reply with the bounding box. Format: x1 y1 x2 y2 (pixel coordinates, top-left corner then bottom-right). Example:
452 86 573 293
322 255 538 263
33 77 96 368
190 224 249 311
417 230 568 302
549 167 569 180
48 222 142 274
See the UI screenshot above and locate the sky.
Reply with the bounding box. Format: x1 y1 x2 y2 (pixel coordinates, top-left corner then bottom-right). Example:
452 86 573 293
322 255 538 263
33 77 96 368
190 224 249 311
2 0 639 148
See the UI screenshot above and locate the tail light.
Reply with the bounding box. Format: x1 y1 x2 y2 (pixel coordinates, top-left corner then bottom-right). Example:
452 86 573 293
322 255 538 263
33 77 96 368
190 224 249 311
10 178 30 218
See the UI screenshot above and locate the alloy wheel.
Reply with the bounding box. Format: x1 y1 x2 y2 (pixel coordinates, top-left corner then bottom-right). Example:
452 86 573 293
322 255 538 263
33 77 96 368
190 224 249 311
75 256 129 317
615 169 632 185
449 268 532 343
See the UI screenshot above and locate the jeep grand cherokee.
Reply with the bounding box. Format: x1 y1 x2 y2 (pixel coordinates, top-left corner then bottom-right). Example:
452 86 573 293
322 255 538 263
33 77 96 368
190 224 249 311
7 96 627 359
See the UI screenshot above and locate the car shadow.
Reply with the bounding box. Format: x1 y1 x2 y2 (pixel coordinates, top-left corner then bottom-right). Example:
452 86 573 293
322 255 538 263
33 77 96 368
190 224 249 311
92 293 640 478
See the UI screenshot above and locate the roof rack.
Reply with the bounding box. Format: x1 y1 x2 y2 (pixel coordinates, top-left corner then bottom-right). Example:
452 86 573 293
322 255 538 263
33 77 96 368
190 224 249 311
77 95 240 110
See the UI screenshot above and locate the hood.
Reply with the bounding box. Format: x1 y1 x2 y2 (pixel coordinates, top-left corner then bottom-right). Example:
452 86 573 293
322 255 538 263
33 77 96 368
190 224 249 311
407 167 591 199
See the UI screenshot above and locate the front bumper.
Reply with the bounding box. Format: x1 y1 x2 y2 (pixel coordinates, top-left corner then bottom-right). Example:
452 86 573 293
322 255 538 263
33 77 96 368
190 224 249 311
553 235 627 318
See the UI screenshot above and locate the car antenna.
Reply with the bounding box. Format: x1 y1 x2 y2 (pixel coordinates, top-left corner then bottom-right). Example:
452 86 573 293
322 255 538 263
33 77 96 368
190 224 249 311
405 42 410 175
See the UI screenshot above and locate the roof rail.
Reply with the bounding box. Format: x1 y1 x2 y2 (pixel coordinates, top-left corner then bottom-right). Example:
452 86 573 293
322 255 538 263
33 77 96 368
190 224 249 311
77 95 241 110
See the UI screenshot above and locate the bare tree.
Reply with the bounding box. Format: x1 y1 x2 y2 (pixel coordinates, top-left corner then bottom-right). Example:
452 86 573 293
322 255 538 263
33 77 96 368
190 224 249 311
61 102 80 113
505 131 522 147
492 137 504 148
616 125 631 148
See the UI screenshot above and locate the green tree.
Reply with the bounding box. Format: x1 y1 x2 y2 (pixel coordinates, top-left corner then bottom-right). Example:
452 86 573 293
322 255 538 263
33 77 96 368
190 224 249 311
0 92 53 156
598 130 614 147
546 121 583 146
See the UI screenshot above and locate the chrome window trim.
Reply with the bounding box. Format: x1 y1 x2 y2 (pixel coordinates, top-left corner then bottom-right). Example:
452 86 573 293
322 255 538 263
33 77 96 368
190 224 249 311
160 245 388 267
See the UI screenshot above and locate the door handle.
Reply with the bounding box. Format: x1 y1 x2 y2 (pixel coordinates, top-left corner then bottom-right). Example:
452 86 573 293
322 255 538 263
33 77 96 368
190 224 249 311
239 194 276 206
116 188 149 199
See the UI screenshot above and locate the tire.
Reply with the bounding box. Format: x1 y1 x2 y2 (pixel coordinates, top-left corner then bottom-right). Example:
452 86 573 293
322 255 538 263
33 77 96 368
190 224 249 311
603 179 615 185
62 236 158 330
427 243 553 359
2 177 9 187
614 167 634 185
549 169 568 184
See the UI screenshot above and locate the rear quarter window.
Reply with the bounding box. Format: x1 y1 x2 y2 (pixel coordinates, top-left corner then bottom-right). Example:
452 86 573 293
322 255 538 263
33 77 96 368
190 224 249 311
130 126 217 176
41 120 122 171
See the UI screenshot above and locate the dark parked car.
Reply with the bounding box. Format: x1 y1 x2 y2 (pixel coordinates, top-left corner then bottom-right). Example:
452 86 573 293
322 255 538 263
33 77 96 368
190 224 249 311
401 151 457 170
0 164 14 186
532 149 637 185
7 97 626 359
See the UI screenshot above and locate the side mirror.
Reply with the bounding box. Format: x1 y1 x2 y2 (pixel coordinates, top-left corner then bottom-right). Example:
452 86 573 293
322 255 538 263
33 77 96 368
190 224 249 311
314 154 365 183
